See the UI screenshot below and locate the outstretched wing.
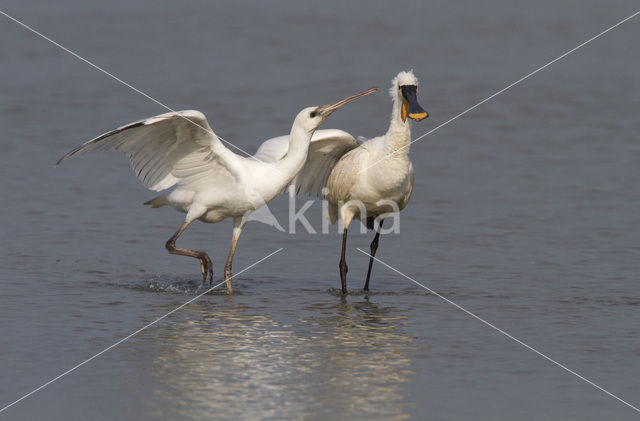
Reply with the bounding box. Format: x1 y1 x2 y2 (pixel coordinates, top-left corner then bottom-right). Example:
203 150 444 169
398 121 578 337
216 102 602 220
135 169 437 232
254 129 359 196
57 110 236 192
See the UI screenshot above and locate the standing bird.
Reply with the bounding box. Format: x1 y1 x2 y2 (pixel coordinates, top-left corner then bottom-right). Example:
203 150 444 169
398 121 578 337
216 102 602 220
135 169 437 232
328 71 427 294
57 88 377 293
260 71 427 293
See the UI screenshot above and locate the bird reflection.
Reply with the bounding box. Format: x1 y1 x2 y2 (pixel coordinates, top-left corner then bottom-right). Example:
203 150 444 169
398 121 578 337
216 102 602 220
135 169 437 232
139 294 414 420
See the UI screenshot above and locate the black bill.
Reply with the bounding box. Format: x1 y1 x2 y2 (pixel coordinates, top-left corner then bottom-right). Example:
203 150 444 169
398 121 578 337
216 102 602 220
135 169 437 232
401 85 428 121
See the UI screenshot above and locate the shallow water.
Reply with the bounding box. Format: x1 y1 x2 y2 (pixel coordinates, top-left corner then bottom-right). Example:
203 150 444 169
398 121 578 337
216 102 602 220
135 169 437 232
1 1 640 419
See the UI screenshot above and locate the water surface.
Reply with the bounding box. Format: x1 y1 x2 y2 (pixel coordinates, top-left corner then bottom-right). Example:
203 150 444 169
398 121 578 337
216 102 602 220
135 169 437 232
1 1 640 419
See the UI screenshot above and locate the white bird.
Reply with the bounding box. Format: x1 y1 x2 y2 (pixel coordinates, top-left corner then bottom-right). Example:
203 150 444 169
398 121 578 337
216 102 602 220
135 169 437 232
260 71 427 293
57 87 377 293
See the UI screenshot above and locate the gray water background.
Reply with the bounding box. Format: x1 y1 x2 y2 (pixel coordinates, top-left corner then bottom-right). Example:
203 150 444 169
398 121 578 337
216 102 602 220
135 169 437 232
1 1 640 419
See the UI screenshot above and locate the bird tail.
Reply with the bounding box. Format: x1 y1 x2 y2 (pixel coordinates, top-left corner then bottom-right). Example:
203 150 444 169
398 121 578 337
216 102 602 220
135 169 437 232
143 195 169 208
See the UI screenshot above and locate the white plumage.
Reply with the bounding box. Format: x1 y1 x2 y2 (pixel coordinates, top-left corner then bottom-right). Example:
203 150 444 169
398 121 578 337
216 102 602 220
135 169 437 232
255 129 360 196
58 110 214 192
288 71 429 293
58 88 376 293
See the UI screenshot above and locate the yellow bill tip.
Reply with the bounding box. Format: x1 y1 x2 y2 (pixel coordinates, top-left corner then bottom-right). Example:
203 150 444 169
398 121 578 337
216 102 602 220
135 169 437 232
408 112 428 121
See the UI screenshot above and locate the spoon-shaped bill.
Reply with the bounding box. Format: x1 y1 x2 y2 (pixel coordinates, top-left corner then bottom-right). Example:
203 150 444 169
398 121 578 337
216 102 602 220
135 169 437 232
317 87 378 120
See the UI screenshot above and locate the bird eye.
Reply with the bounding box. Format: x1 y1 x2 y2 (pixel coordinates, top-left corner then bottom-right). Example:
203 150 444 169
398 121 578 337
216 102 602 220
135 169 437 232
310 111 317 118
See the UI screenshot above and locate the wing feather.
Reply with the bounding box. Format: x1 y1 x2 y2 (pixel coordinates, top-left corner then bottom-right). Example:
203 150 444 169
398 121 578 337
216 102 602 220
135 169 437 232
254 129 359 197
325 146 369 204
57 110 230 192
252 134 290 163
293 129 359 196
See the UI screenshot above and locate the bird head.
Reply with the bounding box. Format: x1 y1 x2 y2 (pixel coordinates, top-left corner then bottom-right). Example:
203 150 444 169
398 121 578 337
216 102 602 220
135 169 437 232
391 70 428 123
295 87 378 133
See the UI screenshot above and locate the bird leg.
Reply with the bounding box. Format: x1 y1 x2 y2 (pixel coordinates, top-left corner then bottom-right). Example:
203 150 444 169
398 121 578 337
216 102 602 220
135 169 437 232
165 221 213 286
339 228 349 294
364 219 384 291
223 216 246 294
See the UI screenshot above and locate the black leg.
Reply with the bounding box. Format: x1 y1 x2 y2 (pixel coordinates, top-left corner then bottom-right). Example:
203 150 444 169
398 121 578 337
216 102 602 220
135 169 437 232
364 219 383 291
165 221 213 285
339 228 349 294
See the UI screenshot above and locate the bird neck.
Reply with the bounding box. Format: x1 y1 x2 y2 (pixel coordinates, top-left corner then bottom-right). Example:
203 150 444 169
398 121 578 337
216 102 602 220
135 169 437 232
383 96 412 158
276 124 311 179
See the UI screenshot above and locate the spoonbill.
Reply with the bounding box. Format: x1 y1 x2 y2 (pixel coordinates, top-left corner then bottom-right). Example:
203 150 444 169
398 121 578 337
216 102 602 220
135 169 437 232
259 71 427 293
57 87 377 293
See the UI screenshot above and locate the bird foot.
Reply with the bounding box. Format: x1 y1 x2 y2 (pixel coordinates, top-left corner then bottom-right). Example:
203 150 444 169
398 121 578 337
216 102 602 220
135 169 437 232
199 253 213 286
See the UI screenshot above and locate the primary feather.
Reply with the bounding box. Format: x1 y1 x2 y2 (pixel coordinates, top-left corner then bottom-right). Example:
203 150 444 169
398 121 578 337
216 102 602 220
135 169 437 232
56 110 225 192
